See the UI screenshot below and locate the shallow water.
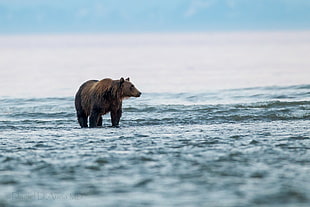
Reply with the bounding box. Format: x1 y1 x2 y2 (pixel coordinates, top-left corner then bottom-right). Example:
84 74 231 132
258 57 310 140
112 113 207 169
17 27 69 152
0 85 309 207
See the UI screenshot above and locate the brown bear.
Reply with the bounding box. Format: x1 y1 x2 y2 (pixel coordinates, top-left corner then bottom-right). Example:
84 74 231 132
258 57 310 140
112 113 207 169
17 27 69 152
74 77 141 128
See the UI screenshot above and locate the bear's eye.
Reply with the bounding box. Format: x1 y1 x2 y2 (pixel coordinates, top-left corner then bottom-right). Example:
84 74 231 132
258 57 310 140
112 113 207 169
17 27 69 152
130 85 134 89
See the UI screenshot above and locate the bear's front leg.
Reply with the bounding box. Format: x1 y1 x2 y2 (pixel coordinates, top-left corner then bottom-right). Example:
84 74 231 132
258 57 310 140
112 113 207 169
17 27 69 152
111 109 122 127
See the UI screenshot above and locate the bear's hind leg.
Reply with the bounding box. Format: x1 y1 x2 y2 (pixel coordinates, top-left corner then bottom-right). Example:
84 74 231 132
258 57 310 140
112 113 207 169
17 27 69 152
77 112 88 128
97 116 103 127
89 110 100 128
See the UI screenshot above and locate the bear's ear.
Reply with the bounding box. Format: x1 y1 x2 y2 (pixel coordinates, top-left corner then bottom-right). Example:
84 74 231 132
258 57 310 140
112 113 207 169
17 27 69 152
126 77 130 81
120 77 125 85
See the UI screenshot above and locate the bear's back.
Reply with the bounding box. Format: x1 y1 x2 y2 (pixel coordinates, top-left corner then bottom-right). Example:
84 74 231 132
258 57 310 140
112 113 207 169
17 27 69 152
93 78 113 93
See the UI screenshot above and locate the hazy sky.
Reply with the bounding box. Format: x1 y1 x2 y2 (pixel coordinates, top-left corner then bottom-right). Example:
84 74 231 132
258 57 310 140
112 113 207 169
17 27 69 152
1 0 310 34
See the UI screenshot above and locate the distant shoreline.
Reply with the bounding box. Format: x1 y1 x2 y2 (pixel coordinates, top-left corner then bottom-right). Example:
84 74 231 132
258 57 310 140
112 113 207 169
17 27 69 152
0 31 309 97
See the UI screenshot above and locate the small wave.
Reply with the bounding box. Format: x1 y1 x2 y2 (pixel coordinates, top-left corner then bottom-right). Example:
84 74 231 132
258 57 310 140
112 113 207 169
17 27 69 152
289 136 310 140
236 100 310 109
291 84 310 90
8 112 75 119
228 84 310 91
123 99 310 126
252 187 309 204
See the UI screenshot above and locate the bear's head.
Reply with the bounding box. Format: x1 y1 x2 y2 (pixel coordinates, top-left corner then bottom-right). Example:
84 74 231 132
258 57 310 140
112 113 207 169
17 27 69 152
120 77 141 98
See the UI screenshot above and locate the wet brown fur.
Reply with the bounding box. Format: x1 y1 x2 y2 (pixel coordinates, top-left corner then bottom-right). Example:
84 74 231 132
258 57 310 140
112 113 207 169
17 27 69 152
75 78 141 128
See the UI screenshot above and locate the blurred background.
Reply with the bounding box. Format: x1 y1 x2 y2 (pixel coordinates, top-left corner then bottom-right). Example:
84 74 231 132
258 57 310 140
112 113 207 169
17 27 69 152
0 0 310 97
1 0 310 33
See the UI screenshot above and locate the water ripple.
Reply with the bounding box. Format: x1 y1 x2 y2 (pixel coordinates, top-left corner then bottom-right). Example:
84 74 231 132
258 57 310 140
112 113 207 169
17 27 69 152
0 85 310 207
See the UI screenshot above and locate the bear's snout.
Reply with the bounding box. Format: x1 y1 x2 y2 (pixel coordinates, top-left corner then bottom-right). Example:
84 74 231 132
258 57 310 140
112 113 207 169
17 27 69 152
136 92 142 97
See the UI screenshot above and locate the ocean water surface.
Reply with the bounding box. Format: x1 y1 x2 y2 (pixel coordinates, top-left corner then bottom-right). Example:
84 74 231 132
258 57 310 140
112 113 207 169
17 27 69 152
0 32 310 207
1 85 310 207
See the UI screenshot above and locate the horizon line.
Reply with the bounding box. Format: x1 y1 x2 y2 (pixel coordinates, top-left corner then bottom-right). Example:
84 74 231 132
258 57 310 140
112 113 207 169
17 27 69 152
1 28 310 36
